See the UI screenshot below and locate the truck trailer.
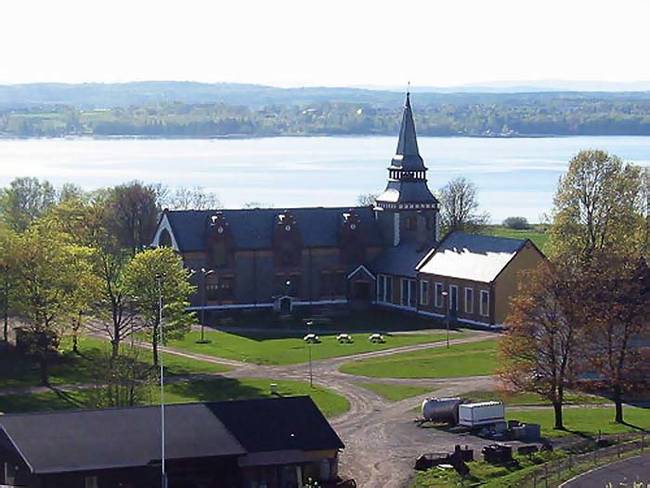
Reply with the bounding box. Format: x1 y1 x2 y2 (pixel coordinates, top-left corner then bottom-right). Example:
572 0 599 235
458 401 505 428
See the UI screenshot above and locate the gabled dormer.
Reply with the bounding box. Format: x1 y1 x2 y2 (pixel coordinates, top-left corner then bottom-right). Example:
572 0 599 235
339 209 365 264
205 212 233 269
273 211 302 268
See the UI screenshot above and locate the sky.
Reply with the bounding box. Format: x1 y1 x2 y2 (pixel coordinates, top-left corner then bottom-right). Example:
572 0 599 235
2 0 650 87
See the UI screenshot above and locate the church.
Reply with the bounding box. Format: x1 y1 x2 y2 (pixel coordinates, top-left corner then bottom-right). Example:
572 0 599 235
152 94 545 327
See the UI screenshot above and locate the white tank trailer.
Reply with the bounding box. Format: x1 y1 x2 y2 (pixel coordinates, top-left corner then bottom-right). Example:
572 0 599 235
420 397 463 424
458 401 506 428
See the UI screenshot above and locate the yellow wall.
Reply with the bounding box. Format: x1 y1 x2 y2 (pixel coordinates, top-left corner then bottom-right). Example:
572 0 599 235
493 242 545 324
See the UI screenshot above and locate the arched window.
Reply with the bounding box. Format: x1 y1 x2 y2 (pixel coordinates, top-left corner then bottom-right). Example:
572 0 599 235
159 229 172 247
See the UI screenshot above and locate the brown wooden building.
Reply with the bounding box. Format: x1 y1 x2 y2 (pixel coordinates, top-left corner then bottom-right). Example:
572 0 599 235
0 397 343 488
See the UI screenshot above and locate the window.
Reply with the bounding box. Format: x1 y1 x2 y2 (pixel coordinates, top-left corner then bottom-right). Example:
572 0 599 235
434 282 444 308
377 275 393 303
401 279 409 306
5 463 17 485
480 290 490 317
464 287 474 314
205 277 235 301
409 280 417 308
400 278 417 308
405 216 417 231
419 280 429 306
85 476 99 488
449 285 458 311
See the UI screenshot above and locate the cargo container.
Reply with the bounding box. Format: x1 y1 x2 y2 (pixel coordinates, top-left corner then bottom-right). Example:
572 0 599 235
458 401 505 427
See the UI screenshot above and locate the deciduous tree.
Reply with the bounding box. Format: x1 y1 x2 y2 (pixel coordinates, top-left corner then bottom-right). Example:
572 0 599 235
499 261 585 430
439 177 489 233
0 177 56 231
549 150 645 262
122 247 195 366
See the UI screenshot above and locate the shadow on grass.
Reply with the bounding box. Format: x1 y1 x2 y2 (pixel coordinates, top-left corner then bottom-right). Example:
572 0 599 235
166 378 272 404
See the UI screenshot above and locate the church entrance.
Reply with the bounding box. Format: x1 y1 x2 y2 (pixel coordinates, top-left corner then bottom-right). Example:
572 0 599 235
279 297 292 315
352 281 371 301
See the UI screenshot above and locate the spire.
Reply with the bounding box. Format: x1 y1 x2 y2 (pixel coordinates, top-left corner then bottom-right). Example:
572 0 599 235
392 92 424 169
396 92 419 157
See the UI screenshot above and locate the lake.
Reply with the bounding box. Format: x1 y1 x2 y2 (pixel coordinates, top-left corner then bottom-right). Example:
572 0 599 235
0 136 648 222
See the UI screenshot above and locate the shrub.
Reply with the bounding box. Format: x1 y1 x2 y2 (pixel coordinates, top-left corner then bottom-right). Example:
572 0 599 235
503 216 531 229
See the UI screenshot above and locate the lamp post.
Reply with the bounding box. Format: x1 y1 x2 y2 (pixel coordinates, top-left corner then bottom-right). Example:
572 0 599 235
196 268 214 344
441 290 450 348
156 274 168 488
306 320 314 387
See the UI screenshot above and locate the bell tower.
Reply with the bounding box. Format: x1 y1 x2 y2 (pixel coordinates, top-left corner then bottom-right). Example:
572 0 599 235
375 93 440 248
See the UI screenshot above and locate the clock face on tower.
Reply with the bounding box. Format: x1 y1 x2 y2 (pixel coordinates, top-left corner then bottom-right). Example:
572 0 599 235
217 226 224 234
285 225 291 232
350 223 357 230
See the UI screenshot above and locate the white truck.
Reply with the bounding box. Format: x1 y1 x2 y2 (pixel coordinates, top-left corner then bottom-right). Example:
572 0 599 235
458 401 505 428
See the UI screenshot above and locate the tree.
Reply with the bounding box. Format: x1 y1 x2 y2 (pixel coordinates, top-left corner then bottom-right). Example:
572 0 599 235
57 183 87 204
122 247 195 366
0 226 18 342
357 193 377 206
0 177 56 231
502 216 531 230
165 186 221 210
89 343 156 408
499 261 584 430
439 177 489 233
105 181 161 253
11 221 97 384
549 150 645 262
576 254 649 423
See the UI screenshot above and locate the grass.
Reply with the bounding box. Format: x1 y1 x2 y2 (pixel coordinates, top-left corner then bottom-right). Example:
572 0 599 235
0 377 349 419
168 329 460 366
463 389 609 407
358 382 434 402
339 339 498 378
412 450 566 488
508 406 650 438
0 336 230 390
480 224 549 252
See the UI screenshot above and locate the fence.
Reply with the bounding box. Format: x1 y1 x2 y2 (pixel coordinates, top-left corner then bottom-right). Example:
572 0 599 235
521 433 646 488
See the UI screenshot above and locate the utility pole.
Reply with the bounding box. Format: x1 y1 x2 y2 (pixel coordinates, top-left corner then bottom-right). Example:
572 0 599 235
442 290 450 348
157 274 168 488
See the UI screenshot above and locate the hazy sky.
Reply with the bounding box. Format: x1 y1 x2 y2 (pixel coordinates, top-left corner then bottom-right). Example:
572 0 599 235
2 0 649 87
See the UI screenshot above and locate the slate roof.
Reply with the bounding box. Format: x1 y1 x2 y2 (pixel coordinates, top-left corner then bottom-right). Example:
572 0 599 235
371 242 432 278
391 92 425 171
164 206 383 252
0 397 343 475
416 231 529 283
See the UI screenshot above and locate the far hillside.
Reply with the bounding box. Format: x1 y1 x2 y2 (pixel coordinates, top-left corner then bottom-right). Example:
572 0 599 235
479 223 549 252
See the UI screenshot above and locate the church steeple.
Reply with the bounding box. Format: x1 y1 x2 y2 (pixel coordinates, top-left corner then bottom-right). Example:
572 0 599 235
393 92 424 170
376 92 437 209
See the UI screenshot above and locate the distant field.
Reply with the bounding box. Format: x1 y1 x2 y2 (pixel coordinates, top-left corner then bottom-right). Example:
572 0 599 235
169 329 460 366
480 225 549 252
339 339 498 378
0 377 349 419
463 389 608 407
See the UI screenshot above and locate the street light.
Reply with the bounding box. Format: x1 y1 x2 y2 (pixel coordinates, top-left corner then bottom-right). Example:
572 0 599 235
441 290 450 348
191 268 214 344
306 320 314 387
156 273 168 488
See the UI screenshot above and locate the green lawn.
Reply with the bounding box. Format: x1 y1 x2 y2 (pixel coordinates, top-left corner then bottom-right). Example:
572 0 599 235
463 389 608 407
508 406 650 438
480 224 549 252
412 450 565 488
0 377 349 419
0 336 229 390
358 382 434 402
168 329 460 366
339 339 498 378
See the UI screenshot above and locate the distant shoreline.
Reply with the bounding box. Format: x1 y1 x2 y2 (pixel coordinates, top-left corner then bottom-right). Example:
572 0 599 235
3 133 649 142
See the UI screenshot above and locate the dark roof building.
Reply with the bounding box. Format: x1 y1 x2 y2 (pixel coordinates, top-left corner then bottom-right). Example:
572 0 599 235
0 397 343 488
151 93 544 327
